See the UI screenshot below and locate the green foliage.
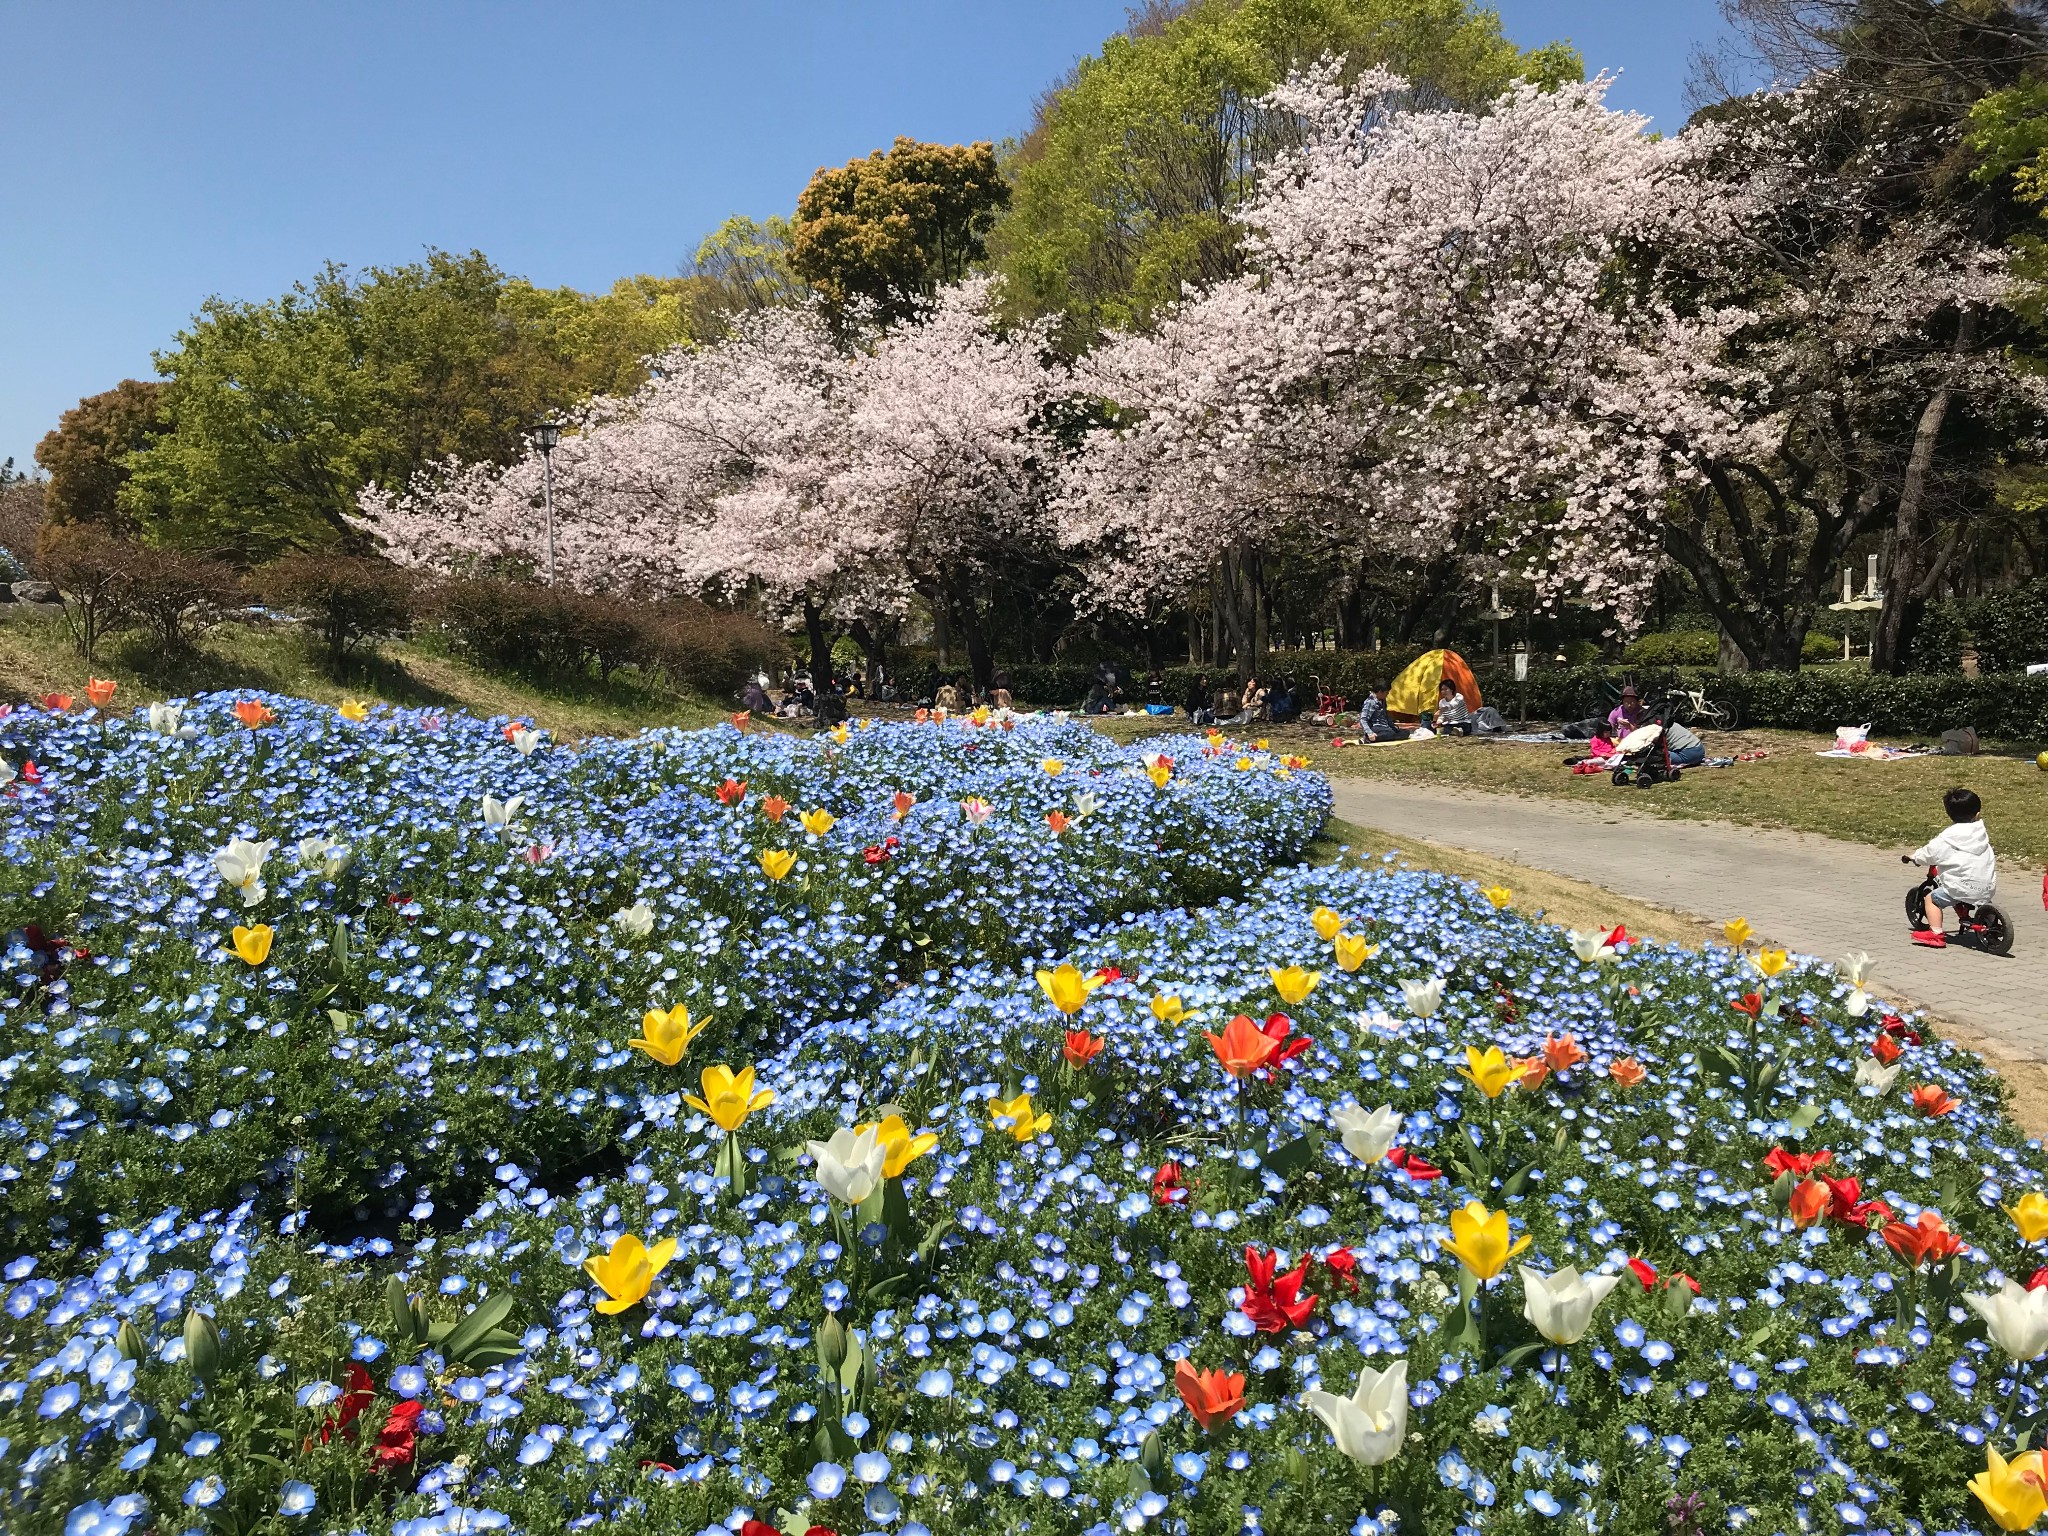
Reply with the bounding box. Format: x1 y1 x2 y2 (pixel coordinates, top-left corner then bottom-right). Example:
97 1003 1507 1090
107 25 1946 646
1910 580 2048 674
993 0 1580 336
790 138 1009 319
684 214 806 336
32 378 167 530
1627 630 1838 667
119 251 695 556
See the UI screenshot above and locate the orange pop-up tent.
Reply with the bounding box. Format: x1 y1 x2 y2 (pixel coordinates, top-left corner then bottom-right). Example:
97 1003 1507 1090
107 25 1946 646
1385 648 1481 721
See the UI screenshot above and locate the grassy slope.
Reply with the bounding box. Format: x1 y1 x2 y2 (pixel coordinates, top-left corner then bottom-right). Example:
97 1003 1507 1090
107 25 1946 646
1092 712 2048 866
0 610 734 739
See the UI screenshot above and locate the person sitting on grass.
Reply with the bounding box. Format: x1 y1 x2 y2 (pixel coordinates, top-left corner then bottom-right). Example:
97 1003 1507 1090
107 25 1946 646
1184 672 1213 724
1357 683 1409 742
1901 786 1997 949
1663 717 1706 768
1608 684 1646 731
1432 678 1473 736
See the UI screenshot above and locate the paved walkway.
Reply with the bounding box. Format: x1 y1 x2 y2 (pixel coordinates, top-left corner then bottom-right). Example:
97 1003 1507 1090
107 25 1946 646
1329 780 2048 1063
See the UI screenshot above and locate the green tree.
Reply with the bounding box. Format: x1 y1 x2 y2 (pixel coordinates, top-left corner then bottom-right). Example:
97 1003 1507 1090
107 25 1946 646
992 0 1579 339
790 138 1010 319
683 215 806 336
120 250 695 557
34 379 168 530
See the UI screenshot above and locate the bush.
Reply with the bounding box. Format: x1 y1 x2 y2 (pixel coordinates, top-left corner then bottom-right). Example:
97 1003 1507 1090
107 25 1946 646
121 544 239 652
645 598 786 695
259 552 417 668
31 522 134 659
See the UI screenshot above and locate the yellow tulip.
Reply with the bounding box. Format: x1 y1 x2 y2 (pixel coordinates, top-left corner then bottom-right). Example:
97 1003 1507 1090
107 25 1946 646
1753 947 1790 979
1457 1045 1521 1099
1041 758 1066 776
582 1232 677 1315
1036 962 1106 1016
1971 1444 2048 1532
1311 906 1344 942
1234 756 1253 771
759 849 796 881
829 724 849 744
1150 994 1187 1026
337 699 369 723
990 1091 1051 1142
2010 1192 2048 1244
683 1064 775 1132
630 1004 709 1067
859 1114 939 1178
1333 932 1375 973
1147 763 1172 789
1481 885 1512 910
1723 916 1753 948
1441 1200 1532 1281
1270 966 1320 1007
799 808 836 838
231 924 273 966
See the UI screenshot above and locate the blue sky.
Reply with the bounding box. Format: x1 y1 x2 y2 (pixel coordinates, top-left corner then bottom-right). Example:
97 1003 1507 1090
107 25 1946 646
0 0 1728 471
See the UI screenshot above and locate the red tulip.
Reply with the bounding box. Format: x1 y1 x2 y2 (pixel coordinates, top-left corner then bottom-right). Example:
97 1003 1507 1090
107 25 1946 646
714 777 747 807
1883 1210 1966 1268
1911 1084 1958 1117
1152 1161 1189 1206
372 1399 422 1473
1763 1146 1833 1179
1386 1146 1443 1181
1628 1257 1658 1289
1322 1245 1361 1294
1257 1011 1314 1075
1240 1246 1317 1332
1175 1358 1246 1432
2027 1267 2048 1292
1730 992 1764 1019
1063 1029 1105 1068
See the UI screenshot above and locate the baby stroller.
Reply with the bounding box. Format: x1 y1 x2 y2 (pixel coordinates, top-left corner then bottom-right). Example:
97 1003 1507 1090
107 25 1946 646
1609 691 1683 788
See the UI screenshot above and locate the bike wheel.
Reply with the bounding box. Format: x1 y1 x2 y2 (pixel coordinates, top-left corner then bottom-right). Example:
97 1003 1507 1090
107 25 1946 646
1905 884 1930 929
1979 904 2016 956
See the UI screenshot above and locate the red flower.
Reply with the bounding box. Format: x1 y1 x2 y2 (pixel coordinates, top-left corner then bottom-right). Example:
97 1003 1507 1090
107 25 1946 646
714 777 747 807
320 1361 377 1445
2028 1267 2048 1292
20 761 40 785
1730 993 1763 1019
1881 1017 1924 1046
740 1523 781 1536
1095 966 1123 983
1823 1174 1893 1228
862 843 892 866
1152 1161 1189 1206
1240 1245 1317 1332
1910 1084 1958 1117
1871 1034 1903 1066
38 693 72 713
1882 1210 1966 1269
1386 1146 1443 1181
1627 1257 1658 1290
1763 1146 1833 1179
1256 1012 1314 1075
372 1399 422 1473
1322 1246 1361 1295
1063 1029 1105 1068
1603 923 1634 950
1494 990 1520 1024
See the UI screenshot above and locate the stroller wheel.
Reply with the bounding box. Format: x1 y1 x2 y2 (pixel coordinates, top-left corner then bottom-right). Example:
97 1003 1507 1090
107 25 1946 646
1611 768 1630 787
1668 768 1682 783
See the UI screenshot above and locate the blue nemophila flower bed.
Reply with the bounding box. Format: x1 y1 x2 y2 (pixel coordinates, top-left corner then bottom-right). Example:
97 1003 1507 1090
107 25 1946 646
0 695 1327 1246
6 698 2048 1536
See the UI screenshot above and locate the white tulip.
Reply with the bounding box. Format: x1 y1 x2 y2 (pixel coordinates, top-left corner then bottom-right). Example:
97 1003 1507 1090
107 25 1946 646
147 702 197 741
1967 1280 2048 1361
1072 792 1098 820
1303 1358 1407 1467
1400 977 1444 1019
1330 1104 1402 1165
1840 951 1873 988
509 727 544 757
1854 1056 1901 1094
295 835 351 878
212 837 276 908
480 793 525 830
1845 987 1870 1018
612 900 656 938
0 760 15 788
805 1126 887 1208
1566 929 1615 964
1520 1265 1622 1346
1350 1008 1402 1034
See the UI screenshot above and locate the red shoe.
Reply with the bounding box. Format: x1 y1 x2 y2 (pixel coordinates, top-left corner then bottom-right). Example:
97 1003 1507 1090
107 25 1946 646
1911 929 1947 949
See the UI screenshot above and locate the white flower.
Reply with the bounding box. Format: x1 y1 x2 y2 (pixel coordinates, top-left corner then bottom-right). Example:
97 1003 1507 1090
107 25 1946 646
1966 1280 2048 1361
960 797 993 826
0 760 14 788
1350 1008 1402 1034
1072 792 1098 820
1330 1104 1402 1165
480 793 525 830
1520 1264 1622 1346
509 727 544 757
1400 977 1444 1019
1854 1056 1901 1095
612 900 656 938
212 837 276 908
147 702 197 741
1566 929 1615 964
805 1125 887 1208
1840 951 1873 988
1303 1358 1407 1467
295 835 352 879
1844 987 1870 1018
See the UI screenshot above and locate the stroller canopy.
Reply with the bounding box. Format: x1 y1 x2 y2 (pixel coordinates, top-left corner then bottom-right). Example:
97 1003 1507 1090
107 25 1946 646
1386 648 1482 720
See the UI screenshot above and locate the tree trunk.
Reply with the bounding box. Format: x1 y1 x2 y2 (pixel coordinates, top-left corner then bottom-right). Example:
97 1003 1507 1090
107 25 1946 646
847 617 887 689
932 600 951 669
953 585 994 692
802 598 834 687
1873 311 1975 674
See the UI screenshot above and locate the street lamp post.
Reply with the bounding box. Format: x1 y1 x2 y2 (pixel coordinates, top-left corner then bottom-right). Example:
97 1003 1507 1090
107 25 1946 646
529 421 563 585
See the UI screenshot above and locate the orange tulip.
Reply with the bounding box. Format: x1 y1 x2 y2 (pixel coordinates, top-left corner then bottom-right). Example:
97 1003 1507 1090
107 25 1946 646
1883 1210 1966 1268
1608 1057 1647 1088
231 699 275 729
892 790 915 820
85 677 116 708
38 693 73 713
1063 1029 1104 1068
760 795 790 823
1174 1359 1246 1433
1872 1034 1903 1066
1046 810 1071 835
1911 1084 1958 1117
1542 1034 1586 1075
1205 1014 1280 1079
730 711 749 730
1789 1178 1830 1228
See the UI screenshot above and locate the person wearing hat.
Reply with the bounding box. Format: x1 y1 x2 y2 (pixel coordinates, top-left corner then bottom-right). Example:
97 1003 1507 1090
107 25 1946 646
1607 685 1647 732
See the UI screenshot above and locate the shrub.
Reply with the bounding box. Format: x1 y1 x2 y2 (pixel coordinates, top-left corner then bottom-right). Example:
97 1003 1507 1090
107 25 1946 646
646 599 786 696
30 522 135 660
121 544 239 652
259 552 417 668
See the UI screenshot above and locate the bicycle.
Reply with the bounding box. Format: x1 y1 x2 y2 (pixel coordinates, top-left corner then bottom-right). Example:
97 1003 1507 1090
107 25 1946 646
1902 859 2014 956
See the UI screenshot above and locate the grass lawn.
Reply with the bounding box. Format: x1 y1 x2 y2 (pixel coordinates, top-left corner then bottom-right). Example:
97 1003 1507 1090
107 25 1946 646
1091 710 2048 867
0 608 735 739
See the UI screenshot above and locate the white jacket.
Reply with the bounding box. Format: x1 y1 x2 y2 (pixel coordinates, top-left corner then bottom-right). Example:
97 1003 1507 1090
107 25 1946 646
1912 819 1997 904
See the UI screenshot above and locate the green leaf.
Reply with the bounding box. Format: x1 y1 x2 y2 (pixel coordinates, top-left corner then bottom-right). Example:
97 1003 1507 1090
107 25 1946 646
917 1218 956 1267
1262 1132 1315 1180
1124 1462 1154 1495
1786 1103 1823 1132
386 1275 418 1345
441 1291 516 1365
1501 1160 1541 1199
1495 1342 1548 1373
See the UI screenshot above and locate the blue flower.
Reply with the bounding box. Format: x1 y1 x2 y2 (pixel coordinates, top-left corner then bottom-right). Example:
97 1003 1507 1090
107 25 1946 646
278 1482 317 1518
808 1461 848 1498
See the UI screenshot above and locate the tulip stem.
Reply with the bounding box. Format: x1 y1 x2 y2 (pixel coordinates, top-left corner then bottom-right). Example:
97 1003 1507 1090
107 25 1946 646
1232 1073 1247 1208
1998 1358 2028 1439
